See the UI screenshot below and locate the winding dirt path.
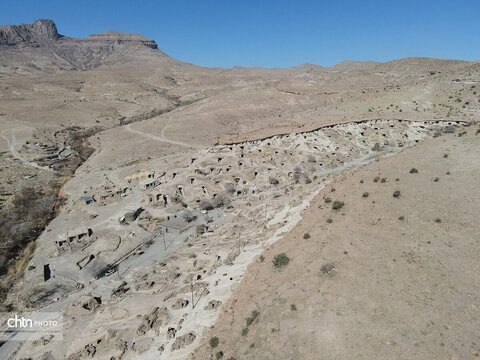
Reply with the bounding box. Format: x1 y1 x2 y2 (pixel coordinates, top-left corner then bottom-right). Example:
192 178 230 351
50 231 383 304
124 121 203 149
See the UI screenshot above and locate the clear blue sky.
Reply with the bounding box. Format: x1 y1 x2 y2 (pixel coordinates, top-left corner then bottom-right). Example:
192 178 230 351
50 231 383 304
1 0 478 68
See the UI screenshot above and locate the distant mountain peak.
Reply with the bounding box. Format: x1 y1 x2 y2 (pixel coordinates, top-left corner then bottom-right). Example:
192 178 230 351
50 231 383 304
32 19 60 40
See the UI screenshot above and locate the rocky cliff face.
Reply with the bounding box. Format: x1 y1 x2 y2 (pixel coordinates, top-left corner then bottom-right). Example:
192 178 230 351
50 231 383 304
0 19 166 73
0 19 60 46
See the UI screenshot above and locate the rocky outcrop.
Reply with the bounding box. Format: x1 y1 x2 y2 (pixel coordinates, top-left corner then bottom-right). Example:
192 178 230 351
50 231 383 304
0 19 59 46
0 19 166 73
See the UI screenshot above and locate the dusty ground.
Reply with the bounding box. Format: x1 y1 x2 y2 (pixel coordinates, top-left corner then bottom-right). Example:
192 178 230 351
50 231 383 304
192 125 480 360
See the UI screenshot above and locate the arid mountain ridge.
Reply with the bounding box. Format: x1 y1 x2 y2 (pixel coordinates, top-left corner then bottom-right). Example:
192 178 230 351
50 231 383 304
1 19 477 75
0 19 166 72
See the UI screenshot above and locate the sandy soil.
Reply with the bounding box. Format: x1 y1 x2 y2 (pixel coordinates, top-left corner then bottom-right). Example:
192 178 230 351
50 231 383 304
192 125 480 360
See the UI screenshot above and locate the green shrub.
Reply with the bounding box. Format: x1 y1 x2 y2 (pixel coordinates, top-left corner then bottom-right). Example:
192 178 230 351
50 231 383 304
241 328 249 336
259 255 265 262
273 253 290 268
290 304 297 311
362 192 369 198
209 337 219 348
245 310 260 326
435 218 442 223
324 197 332 204
326 218 333 223
373 176 380 183
303 233 311 239
434 177 440 182
393 190 401 198
380 177 387 183
216 351 224 359
332 200 345 210
443 153 448 158
409 168 418 174
360 179 364 184
398 215 405 221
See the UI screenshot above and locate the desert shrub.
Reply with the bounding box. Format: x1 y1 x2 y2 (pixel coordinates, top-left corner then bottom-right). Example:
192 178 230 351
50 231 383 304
435 218 442 223
324 197 332 204
321 263 335 274
290 304 297 311
216 351 224 359
362 192 369 198
307 154 316 163
305 177 312 184
273 253 290 268
380 177 387 183
259 255 265 262
434 177 440 182
373 176 380 183
326 218 333 223
246 310 260 326
332 200 344 210
209 337 219 348
393 190 401 198
409 168 418 174
241 328 249 336
443 153 448 158
398 216 405 221
360 179 364 184
303 233 311 239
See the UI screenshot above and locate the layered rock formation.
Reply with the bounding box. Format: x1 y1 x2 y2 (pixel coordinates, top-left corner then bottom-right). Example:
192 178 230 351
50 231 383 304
0 19 167 73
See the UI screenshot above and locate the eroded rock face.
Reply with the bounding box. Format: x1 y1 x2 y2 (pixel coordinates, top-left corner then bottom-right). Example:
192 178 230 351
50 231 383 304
136 307 171 336
171 332 196 351
0 19 59 46
0 19 163 72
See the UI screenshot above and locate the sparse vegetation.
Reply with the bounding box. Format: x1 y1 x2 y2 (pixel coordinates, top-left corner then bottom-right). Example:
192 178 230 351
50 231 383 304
324 197 332 204
373 176 380 183
398 215 405 221
362 192 369 198
410 168 418 174
435 218 442 223
434 177 440 182
321 263 335 274
209 337 219 348
332 200 345 210
273 253 290 268
303 232 311 239
393 190 401 198
380 177 386 183
246 310 260 326
326 218 333 223
290 304 297 311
